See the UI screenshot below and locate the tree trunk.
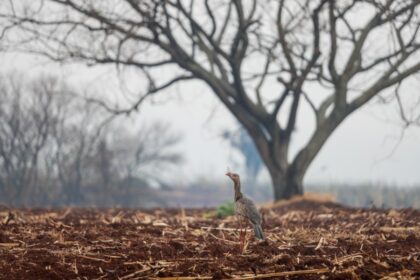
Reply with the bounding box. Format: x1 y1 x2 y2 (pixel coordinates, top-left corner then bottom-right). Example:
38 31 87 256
270 170 304 200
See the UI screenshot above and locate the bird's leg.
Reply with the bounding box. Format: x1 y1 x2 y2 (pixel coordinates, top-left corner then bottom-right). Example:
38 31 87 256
235 216 241 241
239 218 243 241
240 219 243 242
239 218 246 252
243 225 249 251
239 218 244 236
236 216 241 234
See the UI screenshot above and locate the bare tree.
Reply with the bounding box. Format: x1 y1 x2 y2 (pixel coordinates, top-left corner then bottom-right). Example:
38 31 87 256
0 74 57 205
1 0 420 199
0 72 183 206
111 122 183 180
46 93 107 205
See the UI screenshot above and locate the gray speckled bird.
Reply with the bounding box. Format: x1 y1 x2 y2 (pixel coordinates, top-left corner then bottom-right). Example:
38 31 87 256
225 172 264 241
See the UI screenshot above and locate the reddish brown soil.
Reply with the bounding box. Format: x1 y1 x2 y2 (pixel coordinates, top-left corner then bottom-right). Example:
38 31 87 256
0 200 419 279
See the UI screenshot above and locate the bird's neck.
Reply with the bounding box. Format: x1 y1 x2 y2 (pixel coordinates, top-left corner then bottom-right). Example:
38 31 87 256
234 180 243 201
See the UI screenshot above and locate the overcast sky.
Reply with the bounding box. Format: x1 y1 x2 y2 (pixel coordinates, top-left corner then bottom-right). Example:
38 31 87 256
88 64 420 187
137 81 420 187
1 1 420 190
2 50 420 188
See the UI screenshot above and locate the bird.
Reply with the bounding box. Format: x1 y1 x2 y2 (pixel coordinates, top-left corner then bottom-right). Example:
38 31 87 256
225 172 264 247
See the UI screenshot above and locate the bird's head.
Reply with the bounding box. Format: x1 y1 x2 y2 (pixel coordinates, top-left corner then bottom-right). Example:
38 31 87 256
225 172 240 183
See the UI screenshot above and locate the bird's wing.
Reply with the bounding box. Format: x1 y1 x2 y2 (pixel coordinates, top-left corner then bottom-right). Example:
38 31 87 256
234 201 248 218
242 197 262 225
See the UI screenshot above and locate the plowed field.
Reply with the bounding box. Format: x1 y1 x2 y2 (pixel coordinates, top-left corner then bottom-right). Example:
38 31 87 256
0 200 419 279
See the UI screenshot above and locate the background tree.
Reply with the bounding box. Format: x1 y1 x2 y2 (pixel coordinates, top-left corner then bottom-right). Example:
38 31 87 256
0 75 56 205
111 122 183 181
47 92 107 205
0 73 183 206
1 0 420 199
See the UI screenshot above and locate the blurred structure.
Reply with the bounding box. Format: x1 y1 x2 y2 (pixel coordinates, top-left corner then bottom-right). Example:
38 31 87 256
223 127 264 197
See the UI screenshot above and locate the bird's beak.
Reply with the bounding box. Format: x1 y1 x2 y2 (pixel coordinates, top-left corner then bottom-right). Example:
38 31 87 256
225 172 231 177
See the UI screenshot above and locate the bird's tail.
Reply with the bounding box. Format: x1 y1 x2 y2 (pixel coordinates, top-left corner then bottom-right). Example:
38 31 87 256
253 224 264 240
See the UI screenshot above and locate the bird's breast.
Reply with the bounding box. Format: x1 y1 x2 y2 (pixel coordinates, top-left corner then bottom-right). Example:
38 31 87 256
234 200 247 216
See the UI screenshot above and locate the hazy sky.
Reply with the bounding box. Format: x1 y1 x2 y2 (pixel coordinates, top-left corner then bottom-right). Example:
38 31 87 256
1 1 420 190
137 82 420 187
2 50 420 188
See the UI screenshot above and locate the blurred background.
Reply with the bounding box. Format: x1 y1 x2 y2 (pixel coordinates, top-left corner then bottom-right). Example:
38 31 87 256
0 1 419 209
0 61 418 209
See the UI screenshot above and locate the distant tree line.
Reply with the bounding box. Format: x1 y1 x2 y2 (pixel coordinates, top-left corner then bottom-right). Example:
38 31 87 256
308 183 420 209
0 74 182 207
158 177 419 209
